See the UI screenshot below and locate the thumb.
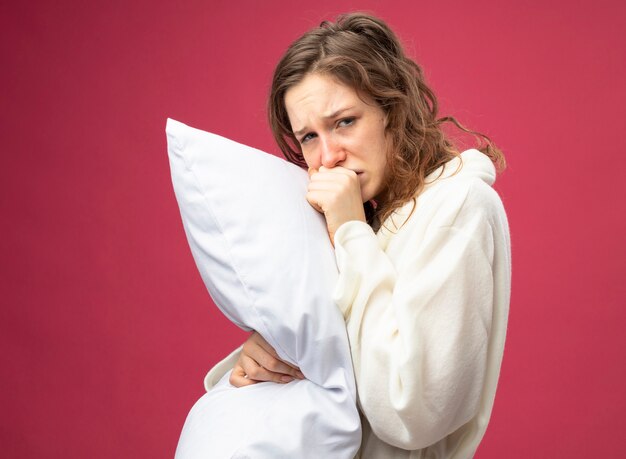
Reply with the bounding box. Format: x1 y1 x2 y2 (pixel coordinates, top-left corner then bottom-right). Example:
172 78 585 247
306 193 323 213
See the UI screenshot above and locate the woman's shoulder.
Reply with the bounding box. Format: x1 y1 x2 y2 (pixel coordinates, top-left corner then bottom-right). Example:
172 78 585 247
383 150 507 235
423 149 503 208
423 149 496 192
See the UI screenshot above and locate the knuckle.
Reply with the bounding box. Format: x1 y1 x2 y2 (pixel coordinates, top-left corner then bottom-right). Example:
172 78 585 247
247 367 262 379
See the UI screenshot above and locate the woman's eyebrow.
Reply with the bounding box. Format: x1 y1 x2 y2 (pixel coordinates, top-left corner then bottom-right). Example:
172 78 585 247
293 106 355 137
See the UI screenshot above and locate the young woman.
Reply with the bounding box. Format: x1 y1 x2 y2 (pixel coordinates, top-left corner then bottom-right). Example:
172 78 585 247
220 13 511 458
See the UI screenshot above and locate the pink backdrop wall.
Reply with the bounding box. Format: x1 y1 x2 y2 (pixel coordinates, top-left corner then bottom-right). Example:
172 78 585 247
2 0 624 457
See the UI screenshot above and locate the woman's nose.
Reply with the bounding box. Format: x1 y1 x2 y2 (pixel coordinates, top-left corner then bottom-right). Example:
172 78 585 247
319 136 346 168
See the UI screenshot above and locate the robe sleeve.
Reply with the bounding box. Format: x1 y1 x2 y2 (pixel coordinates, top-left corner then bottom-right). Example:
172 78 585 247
332 202 496 450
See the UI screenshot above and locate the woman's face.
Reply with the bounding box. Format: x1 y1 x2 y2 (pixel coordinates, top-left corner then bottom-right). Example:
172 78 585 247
284 73 389 203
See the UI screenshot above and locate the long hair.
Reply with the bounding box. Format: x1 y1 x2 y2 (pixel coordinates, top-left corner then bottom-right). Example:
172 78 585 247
268 12 505 227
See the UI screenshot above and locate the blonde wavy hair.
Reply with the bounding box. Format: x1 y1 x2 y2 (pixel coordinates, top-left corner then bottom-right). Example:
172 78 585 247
268 12 505 228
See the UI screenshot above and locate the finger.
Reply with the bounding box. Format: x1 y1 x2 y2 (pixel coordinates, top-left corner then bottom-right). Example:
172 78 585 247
306 190 328 213
250 334 303 376
255 352 303 379
229 362 258 387
241 354 295 384
308 173 358 190
318 166 358 177
250 332 282 359
306 195 324 213
247 340 302 378
306 189 342 212
309 170 346 182
307 181 345 194
308 169 348 184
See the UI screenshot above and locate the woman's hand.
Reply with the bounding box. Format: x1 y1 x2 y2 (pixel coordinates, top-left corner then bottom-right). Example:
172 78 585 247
306 166 366 244
230 331 305 387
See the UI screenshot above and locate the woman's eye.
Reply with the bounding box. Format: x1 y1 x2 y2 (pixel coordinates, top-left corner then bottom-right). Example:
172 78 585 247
338 117 355 128
301 133 316 144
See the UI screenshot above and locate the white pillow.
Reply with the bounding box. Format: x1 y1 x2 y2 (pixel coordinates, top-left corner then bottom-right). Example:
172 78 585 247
166 119 361 459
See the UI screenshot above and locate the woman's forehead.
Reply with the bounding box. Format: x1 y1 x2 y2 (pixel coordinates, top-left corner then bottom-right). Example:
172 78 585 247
284 74 363 126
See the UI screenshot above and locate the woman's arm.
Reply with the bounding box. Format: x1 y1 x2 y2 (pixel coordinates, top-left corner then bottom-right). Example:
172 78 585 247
332 183 510 450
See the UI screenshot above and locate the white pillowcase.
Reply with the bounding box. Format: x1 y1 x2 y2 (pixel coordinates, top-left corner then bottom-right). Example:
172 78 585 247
166 119 361 459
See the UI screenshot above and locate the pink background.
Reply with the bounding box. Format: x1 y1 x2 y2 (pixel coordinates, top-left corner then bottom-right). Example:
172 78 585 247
2 0 625 457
